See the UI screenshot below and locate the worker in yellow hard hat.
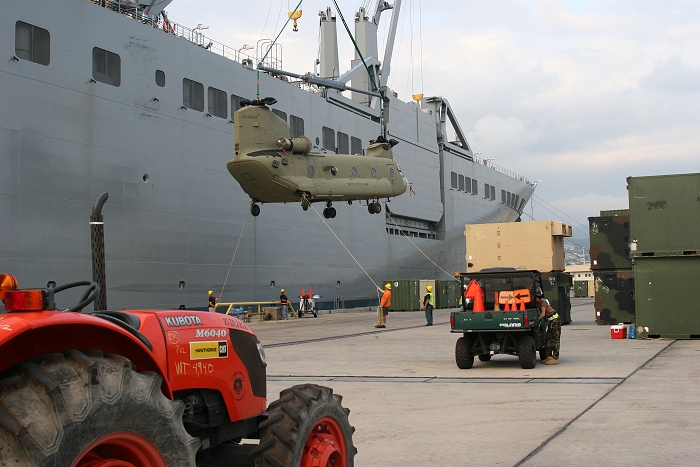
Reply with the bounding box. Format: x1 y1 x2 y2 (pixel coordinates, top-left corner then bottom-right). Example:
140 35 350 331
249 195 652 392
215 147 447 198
208 290 218 312
280 289 289 319
375 283 391 328
421 285 434 326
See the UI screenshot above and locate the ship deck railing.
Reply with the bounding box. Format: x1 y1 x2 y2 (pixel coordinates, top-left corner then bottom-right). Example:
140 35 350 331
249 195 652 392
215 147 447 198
89 0 279 69
473 154 533 187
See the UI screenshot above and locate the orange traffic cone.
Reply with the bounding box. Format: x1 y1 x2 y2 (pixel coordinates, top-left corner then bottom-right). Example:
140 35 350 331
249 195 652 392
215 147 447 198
519 301 526 311
465 281 485 312
504 301 510 311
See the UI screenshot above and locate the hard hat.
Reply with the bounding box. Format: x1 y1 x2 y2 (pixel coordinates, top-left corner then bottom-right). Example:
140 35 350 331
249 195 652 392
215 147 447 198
208 290 213 295
427 285 433 292
454 271 460 277
281 289 285 293
535 287 543 297
385 283 391 289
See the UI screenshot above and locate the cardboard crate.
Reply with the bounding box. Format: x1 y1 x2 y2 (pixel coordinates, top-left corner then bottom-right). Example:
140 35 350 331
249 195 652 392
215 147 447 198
465 220 571 273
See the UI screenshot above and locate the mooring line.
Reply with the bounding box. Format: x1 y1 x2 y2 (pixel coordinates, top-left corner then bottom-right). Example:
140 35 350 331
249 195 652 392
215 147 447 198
220 220 247 298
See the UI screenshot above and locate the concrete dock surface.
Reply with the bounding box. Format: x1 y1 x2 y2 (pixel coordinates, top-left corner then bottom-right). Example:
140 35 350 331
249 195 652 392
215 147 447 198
248 298 700 466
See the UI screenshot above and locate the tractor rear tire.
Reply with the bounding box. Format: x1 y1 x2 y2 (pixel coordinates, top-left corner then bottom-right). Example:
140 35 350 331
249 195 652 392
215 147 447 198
253 384 356 467
455 336 474 369
0 350 199 467
518 335 537 369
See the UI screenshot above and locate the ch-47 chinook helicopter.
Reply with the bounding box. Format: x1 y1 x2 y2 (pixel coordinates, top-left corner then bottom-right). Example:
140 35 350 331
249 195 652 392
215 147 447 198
226 97 408 218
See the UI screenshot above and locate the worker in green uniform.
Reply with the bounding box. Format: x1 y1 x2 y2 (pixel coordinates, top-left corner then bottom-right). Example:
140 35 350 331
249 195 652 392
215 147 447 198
536 287 560 365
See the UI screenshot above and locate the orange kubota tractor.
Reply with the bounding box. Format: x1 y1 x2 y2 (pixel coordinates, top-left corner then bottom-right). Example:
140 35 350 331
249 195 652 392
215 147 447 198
0 273 355 467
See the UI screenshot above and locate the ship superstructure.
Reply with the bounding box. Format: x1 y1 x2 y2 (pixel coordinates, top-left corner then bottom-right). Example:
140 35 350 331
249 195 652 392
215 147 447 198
1 0 534 309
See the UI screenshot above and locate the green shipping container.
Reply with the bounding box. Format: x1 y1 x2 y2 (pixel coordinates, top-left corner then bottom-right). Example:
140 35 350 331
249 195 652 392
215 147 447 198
541 271 572 324
588 215 633 270
600 209 629 216
593 270 635 325
573 281 588 298
435 280 460 308
628 173 700 256
634 257 700 339
382 279 420 311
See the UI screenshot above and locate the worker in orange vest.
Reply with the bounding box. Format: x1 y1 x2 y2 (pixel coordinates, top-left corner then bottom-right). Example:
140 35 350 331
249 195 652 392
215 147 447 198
375 283 391 328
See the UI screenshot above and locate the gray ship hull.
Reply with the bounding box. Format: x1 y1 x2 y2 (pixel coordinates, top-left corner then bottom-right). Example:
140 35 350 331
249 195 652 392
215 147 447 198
1 0 534 309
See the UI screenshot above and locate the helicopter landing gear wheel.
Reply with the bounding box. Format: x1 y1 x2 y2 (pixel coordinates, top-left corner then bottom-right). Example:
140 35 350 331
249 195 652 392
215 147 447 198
251 203 261 217
368 201 382 214
253 384 356 467
323 202 336 219
301 197 311 211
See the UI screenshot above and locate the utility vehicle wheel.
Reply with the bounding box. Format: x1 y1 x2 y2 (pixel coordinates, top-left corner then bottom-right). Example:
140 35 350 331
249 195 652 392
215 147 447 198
539 349 547 361
0 350 199 467
253 384 356 467
518 335 537 369
478 354 492 362
455 336 474 369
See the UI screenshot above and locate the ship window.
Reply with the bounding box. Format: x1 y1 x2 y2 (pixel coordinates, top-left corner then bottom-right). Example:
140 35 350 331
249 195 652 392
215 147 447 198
451 172 457 189
272 109 287 122
322 127 336 152
290 115 304 138
513 194 520 208
458 175 464 191
208 86 227 118
351 167 358 177
419 233 427 238
351 136 363 155
507 192 512 206
465 177 471 194
15 21 50 66
182 78 204 111
484 183 490 199
231 94 243 118
338 132 349 154
501 190 507 204
491 185 496 201
92 47 121 87
472 179 478 196
155 70 165 87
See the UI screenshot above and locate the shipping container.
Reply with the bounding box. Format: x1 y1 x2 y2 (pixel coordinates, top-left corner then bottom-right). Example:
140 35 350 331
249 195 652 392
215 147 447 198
593 270 635 325
435 279 460 308
634 257 700 339
541 271 572 324
588 215 633 270
600 209 629 216
628 173 700 256
573 281 589 297
382 279 420 311
465 220 571 273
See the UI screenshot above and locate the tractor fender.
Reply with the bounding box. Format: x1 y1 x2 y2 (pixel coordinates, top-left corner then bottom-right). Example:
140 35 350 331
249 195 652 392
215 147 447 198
0 310 171 397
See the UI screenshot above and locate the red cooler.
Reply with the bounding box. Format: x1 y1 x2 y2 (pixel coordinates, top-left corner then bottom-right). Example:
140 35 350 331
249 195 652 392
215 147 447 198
611 325 627 339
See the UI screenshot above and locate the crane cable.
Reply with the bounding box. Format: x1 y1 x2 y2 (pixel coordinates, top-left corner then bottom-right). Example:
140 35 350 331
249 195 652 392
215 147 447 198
219 220 247 299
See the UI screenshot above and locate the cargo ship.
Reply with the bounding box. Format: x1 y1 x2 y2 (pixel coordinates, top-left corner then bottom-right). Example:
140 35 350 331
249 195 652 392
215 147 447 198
1 0 535 309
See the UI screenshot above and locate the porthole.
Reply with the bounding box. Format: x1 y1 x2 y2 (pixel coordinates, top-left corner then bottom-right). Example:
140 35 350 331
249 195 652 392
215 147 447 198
308 165 315 176
389 167 395 177
371 168 377 177
351 167 358 177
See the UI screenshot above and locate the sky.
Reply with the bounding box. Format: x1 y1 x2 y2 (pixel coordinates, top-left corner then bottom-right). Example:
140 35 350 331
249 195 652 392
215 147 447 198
166 0 700 235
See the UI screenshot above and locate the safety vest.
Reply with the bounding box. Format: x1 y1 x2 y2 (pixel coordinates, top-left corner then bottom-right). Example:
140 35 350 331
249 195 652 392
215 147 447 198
427 292 434 306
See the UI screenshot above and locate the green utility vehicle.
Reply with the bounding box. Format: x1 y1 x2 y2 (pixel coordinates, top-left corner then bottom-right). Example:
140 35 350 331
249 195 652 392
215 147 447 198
451 269 547 369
